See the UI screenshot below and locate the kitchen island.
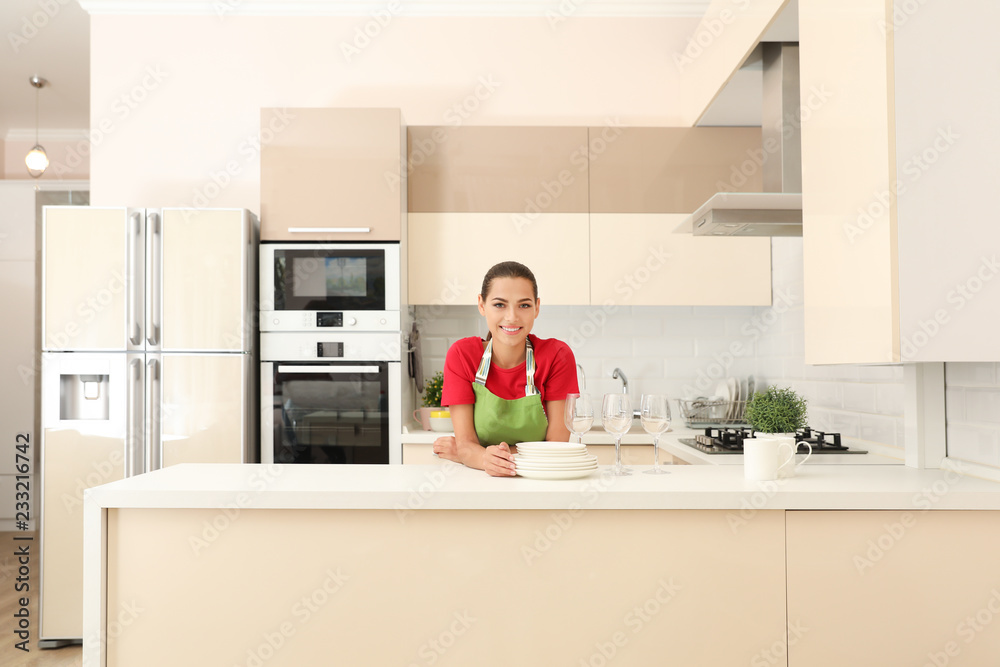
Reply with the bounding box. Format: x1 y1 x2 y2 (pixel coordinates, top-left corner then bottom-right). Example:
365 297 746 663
85 463 1000 666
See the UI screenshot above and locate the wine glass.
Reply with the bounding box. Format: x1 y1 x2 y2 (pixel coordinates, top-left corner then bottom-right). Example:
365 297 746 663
564 393 594 443
640 394 672 475
602 393 633 476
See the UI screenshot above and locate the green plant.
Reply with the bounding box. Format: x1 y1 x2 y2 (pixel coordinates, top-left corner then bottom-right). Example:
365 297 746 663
422 371 444 407
744 385 808 434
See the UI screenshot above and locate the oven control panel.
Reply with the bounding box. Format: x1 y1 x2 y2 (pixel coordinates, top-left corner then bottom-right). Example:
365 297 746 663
260 310 400 332
261 332 402 362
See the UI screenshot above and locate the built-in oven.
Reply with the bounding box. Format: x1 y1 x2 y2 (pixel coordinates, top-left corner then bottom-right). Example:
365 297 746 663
261 332 401 465
260 243 400 332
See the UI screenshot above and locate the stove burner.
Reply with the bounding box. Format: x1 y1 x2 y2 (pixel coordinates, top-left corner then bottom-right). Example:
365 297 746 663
683 427 866 455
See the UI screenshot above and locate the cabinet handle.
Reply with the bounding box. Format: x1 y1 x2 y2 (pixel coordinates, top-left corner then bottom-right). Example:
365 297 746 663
128 212 143 346
287 227 371 234
145 212 161 347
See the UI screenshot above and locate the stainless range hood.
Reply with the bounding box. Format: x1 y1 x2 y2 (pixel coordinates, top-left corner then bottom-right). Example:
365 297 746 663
678 42 803 237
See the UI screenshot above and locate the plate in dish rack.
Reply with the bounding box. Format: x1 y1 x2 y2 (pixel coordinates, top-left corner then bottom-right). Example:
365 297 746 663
516 467 598 480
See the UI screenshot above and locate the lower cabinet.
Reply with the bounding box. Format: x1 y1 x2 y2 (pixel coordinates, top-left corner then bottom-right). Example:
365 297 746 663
786 510 1000 666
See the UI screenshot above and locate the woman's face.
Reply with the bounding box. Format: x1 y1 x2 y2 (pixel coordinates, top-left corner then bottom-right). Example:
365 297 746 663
477 277 540 350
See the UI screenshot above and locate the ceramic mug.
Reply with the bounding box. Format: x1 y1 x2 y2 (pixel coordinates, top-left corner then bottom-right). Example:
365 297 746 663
412 407 435 431
774 436 813 478
743 437 796 481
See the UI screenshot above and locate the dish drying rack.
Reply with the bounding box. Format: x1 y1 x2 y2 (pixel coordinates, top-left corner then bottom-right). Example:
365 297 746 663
678 398 749 428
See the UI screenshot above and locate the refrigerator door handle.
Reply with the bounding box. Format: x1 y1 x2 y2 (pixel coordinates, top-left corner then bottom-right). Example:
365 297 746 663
128 212 143 346
126 358 144 477
146 358 161 472
146 212 161 348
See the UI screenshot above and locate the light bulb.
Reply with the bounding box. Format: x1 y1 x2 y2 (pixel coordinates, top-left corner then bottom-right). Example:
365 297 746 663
25 144 48 177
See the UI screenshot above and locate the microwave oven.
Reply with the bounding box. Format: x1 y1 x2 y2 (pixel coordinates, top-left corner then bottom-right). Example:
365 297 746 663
260 243 400 332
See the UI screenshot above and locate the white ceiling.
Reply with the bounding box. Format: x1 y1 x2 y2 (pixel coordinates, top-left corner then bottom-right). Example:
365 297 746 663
0 0 794 140
0 0 91 139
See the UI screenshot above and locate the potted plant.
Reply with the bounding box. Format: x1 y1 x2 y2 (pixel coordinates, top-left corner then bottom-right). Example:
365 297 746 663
743 385 808 436
414 371 444 431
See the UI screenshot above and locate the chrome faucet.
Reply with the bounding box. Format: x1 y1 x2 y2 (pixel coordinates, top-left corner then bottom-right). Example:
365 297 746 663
576 363 586 391
612 368 629 394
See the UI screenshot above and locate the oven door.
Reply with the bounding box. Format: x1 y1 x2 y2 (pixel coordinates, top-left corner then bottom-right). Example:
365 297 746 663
260 243 400 331
262 360 394 464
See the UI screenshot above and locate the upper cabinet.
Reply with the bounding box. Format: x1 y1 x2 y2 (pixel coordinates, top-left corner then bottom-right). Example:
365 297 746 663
407 125 773 307
260 108 404 241
588 127 764 213
801 0 1000 363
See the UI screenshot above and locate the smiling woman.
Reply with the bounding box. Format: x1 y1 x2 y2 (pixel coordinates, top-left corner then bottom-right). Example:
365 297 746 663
432 261 579 477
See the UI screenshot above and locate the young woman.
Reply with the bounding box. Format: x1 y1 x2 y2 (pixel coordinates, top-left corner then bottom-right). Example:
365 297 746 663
432 261 579 476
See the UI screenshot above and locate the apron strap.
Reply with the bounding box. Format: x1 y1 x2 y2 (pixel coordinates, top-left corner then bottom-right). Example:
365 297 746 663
474 338 539 397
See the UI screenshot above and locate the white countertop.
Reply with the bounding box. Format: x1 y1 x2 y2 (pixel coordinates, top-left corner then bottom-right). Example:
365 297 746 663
85 461 1000 511
403 423 904 466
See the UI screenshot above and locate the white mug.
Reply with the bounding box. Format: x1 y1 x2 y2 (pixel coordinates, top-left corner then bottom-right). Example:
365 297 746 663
774 437 812 478
743 437 796 481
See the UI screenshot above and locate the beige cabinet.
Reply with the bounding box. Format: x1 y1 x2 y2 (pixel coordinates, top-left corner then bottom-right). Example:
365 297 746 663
407 126 589 213
800 0 1000 363
786 510 1000 666
588 127 764 213
260 108 404 241
590 214 772 306
407 212 589 306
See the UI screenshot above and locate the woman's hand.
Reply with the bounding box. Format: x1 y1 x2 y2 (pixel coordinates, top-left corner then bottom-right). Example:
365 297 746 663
432 436 459 461
482 442 517 477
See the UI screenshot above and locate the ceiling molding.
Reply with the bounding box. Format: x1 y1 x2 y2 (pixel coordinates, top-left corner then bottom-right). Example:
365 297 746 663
77 0 711 17
5 129 91 143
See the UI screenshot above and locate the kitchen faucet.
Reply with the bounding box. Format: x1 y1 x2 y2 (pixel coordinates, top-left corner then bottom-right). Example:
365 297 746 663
612 368 628 394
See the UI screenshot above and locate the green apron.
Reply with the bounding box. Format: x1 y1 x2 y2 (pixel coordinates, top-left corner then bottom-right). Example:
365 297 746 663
471 337 549 447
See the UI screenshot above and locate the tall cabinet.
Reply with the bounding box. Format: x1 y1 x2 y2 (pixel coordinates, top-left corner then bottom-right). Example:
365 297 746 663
800 0 1000 363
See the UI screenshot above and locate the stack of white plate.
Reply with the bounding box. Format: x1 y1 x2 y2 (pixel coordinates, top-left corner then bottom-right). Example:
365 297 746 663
513 442 599 480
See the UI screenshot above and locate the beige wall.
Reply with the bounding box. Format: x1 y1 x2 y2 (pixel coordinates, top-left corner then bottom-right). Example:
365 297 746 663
89 15 699 209
4 138 90 181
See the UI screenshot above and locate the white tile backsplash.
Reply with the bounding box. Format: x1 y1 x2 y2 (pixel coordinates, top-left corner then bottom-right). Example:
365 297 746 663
413 238 999 466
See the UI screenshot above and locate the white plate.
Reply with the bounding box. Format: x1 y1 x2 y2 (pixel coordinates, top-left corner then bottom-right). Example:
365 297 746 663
515 448 589 457
514 454 597 464
516 441 587 451
517 467 598 480
514 460 598 471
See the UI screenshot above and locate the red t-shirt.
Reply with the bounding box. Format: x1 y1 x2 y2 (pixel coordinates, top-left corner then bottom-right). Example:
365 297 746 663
442 334 579 411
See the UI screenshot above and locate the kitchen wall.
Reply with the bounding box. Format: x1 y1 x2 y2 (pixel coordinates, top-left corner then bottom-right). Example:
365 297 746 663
945 364 1000 469
415 237 909 457
88 14 698 207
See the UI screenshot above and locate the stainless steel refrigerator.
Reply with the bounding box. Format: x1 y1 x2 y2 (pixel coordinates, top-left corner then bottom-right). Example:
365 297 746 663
39 206 258 645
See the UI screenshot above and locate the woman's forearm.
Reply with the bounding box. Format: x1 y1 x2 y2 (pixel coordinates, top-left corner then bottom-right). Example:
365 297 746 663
454 437 486 469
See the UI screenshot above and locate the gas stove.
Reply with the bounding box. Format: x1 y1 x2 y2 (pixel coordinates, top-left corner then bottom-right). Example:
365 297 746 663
678 427 867 455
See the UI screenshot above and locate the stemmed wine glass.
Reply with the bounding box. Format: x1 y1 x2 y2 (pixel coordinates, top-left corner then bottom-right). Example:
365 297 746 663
564 393 594 444
640 394 672 475
602 393 633 476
